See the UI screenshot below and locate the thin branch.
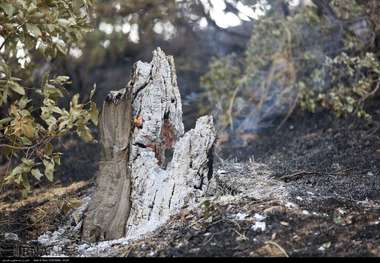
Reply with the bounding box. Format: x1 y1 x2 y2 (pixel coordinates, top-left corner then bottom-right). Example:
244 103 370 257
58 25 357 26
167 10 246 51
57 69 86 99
0 136 52 151
0 144 32 150
265 241 289 257
0 22 26 51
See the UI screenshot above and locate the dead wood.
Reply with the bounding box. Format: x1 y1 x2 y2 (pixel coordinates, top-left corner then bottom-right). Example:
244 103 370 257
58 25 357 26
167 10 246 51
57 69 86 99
82 48 216 242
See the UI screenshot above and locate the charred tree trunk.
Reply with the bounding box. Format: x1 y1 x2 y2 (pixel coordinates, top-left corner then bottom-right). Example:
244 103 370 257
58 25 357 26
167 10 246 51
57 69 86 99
82 48 216 242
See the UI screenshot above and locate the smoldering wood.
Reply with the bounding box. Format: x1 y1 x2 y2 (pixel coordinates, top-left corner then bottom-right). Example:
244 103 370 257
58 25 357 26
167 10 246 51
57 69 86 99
81 48 216 242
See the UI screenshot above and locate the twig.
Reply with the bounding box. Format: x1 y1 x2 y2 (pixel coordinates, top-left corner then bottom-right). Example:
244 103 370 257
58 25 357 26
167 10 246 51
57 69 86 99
0 22 26 50
364 121 380 138
276 93 299 132
122 248 132 257
227 84 241 130
233 229 248 241
279 170 321 181
0 136 51 150
224 218 242 231
201 233 215 247
325 168 353 175
265 241 289 257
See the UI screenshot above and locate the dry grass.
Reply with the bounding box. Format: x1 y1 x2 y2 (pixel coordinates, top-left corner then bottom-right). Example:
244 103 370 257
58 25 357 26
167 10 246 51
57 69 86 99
0 181 89 240
0 181 89 212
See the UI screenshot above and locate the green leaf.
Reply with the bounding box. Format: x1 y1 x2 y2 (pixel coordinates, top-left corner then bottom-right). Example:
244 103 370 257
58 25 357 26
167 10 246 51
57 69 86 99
21 174 31 192
43 84 64 99
57 19 70 27
20 136 33 145
26 23 42 38
43 159 55 182
52 153 61 166
55 42 67 55
15 174 22 184
21 118 36 138
44 143 53 156
10 165 23 177
54 76 70 84
0 3 15 16
89 102 98 126
0 117 12 125
21 158 34 168
77 125 93 142
17 96 31 109
31 169 44 180
8 81 25 95
46 24 56 32
71 94 80 107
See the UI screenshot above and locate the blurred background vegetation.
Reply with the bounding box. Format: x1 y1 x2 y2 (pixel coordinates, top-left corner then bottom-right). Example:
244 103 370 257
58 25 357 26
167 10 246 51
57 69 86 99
1 0 380 195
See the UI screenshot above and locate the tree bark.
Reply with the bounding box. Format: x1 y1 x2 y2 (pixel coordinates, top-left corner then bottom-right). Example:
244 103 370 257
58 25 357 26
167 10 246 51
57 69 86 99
81 87 133 242
82 48 216 242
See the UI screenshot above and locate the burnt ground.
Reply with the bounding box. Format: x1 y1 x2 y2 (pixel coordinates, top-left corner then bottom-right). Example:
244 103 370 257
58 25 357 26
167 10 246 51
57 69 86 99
100 103 380 257
114 198 379 257
221 104 380 203
1 101 380 257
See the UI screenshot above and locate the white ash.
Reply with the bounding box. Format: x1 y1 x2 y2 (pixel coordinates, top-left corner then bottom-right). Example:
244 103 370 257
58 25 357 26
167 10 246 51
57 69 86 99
36 194 92 256
252 221 266 232
231 212 249 221
254 213 266 222
4 233 19 241
208 161 289 200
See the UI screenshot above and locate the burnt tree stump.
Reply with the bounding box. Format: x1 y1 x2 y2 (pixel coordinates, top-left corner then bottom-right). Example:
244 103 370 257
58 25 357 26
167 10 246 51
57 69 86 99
82 48 216 242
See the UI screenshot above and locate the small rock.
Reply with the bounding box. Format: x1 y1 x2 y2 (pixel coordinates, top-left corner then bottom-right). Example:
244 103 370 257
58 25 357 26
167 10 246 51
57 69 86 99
77 244 90 253
189 248 201 253
4 233 19 241
264 206 285 216
337 208 346 215
318 242 331 251
257 243 285 257
293 235 300 241
331 163 341 170
53 246 62 252
285 202 299 209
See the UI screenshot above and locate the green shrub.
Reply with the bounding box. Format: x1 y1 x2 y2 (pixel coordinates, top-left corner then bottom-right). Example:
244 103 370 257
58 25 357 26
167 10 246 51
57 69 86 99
0 0 97 197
